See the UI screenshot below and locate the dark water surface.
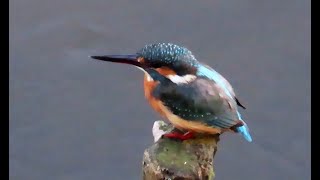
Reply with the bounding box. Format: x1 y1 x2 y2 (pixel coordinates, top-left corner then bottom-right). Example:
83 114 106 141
10 0 310 179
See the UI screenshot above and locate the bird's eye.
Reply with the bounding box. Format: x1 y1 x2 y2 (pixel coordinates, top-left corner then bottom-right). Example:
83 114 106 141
150 62 163 68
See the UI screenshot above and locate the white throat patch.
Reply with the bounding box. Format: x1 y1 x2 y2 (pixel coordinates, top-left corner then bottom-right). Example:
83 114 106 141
166 74 197 84
136 67 153 82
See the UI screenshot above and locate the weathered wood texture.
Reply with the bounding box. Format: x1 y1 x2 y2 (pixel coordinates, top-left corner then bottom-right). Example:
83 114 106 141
142 121 219 180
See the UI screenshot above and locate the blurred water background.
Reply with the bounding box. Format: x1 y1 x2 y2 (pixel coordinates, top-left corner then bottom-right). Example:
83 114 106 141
10 0 310 179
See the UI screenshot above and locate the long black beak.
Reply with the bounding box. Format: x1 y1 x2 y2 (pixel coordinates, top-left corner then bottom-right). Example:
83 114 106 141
90 55 142 67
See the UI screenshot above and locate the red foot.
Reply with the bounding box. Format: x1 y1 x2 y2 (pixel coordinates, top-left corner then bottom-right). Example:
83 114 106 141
162 131 194 141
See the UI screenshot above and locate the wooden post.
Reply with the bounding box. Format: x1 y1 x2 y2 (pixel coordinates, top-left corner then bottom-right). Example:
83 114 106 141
142 120 219 180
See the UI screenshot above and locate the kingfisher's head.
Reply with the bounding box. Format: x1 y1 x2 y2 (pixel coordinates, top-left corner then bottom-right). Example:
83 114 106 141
91 43 200 76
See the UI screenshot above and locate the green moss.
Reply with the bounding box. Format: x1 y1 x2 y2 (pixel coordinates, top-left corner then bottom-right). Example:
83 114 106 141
155 139 197 173
146 122 218 179
208 166 215 180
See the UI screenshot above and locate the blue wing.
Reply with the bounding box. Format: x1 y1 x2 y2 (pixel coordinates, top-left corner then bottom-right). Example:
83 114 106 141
196 64 252 142
146 68 242 130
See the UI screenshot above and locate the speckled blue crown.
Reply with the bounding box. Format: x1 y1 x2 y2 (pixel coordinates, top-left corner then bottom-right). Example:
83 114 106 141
137 43 198 66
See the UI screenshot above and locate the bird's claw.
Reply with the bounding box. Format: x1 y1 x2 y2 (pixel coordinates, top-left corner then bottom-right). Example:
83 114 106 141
162 131 194 141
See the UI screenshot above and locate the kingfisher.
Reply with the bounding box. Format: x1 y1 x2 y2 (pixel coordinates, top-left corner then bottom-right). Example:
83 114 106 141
91 43 252 142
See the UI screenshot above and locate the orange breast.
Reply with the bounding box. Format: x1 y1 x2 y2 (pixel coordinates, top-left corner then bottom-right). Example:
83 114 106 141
143 67 222 135
143 67 176 117
143 76 165 117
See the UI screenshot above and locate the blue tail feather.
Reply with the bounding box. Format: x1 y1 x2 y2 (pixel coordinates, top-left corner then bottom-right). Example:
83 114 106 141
236 125 252 142
236 111 252 142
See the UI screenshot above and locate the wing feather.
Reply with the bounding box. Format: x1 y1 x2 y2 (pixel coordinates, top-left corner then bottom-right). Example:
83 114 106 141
153 77 239 129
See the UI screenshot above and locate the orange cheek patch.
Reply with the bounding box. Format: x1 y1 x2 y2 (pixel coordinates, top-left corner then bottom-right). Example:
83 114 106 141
137 57 145 64
155 67 176 76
